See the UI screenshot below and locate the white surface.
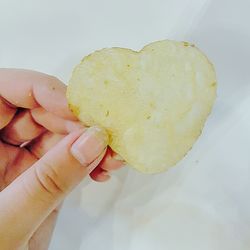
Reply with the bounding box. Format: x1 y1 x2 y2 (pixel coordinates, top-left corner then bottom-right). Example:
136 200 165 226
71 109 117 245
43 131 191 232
1 0 250 249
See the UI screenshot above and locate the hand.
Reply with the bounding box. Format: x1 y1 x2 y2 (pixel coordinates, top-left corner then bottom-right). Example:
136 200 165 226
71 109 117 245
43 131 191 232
0 69 123 250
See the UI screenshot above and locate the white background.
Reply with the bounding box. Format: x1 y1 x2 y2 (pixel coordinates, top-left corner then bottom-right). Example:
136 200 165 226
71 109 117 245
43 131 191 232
1 0 250 249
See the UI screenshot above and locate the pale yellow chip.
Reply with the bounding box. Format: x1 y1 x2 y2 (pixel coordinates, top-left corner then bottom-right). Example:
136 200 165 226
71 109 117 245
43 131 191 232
67 40 216 174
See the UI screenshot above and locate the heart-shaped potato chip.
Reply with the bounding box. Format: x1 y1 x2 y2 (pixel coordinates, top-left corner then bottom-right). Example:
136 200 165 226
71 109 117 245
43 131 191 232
67 40 216 173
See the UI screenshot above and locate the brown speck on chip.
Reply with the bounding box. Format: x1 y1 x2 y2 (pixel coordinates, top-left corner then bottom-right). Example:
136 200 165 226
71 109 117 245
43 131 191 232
69 103 80 116
211 82 216 87
183 41 189 47
149 102 155 108
146 115 151 120
52 87 56 90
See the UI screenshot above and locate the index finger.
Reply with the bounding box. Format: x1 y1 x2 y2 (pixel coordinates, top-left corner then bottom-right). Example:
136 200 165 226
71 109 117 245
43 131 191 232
0 69 76 120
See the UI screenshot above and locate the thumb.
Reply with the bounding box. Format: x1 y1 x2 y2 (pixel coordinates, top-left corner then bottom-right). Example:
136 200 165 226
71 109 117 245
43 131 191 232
0 127 107 248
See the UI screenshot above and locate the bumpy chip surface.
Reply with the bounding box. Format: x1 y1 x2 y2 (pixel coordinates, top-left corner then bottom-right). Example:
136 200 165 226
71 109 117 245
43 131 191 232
67 40 216 173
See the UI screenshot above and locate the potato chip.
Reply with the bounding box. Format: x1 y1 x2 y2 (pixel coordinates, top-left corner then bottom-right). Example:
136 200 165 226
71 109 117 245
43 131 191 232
67 40 216 173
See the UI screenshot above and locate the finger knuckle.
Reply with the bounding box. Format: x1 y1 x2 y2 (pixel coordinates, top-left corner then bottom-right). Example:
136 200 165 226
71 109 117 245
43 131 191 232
34 159 67 198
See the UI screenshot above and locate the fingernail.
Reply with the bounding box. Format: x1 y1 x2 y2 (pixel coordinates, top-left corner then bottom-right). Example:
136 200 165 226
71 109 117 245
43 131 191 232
86 149 107 173
71 126 108 167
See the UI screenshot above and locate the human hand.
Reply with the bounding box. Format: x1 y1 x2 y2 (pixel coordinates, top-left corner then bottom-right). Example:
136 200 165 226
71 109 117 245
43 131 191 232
0 69 123 250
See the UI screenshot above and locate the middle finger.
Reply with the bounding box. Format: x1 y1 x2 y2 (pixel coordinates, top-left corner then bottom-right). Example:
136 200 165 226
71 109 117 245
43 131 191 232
1 109 45 145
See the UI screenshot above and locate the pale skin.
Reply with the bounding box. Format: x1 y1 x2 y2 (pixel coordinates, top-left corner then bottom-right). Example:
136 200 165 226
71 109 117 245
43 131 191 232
0 69 124 250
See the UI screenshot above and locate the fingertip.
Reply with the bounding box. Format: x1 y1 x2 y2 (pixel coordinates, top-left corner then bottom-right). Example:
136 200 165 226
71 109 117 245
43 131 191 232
91 170 110 182
97 173 110 182
99 148 125 171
